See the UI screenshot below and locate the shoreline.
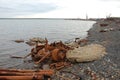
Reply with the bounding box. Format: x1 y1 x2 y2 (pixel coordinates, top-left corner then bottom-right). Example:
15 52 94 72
0 18 120 79
57 18 120 80
87 18 120 67
52 18 120 80
85 18 120 79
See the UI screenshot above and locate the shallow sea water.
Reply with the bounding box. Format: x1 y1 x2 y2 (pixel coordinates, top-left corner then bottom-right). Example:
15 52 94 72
0 19 95 69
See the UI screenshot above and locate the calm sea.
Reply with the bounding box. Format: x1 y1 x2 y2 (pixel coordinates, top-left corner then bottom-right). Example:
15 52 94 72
0 19 95 69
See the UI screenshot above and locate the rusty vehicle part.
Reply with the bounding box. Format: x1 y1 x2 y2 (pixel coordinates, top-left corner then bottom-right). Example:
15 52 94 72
0 75 43 80
51 49 66 61
0 69 54 76
0 69 54 80
50 62 71 70
29 38 71 63
20 38 72 70
35 52 50 64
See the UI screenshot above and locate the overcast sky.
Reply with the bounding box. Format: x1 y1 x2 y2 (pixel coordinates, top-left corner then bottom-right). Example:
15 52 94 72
0 0 120 18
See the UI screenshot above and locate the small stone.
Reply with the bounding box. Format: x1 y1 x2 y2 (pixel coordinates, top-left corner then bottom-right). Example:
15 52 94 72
111 76 114 78
34 64 39 68
43 64 50 70
14 39 24 43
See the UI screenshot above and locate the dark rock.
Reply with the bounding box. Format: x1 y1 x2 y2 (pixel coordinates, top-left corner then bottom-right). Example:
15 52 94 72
14 39 24 43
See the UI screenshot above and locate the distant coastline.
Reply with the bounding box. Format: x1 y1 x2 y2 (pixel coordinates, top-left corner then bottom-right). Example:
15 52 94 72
0 18 64 20
1 17 120 21
0 18 96 21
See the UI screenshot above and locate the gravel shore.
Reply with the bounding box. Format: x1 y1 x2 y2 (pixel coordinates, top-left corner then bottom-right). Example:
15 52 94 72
86 18 120 80
56 18 120 80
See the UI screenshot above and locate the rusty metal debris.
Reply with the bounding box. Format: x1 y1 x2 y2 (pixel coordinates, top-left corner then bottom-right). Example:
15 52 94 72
31 38 71 62
6 38 75 80
50 62 71 70
0 69 54 80
10 38 74 73
7 37 108 80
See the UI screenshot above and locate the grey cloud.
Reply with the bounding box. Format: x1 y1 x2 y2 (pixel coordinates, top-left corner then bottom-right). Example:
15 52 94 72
0 0 58 17
16 3 58 13
0 12 35 18
0 3 57 13
0 6 14 12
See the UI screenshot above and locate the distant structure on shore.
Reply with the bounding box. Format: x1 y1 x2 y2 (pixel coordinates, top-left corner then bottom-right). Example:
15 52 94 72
86 14 88 20
106 13 111 18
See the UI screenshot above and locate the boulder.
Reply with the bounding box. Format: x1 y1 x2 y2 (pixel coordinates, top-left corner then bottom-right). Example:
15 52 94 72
66 44 107 62
14 39 24 43
30 37 45 43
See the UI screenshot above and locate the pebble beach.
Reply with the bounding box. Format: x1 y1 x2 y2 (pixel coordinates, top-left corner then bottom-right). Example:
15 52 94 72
54 18 120 80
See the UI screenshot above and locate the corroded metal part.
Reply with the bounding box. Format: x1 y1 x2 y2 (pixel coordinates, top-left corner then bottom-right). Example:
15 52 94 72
30 38 70 63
